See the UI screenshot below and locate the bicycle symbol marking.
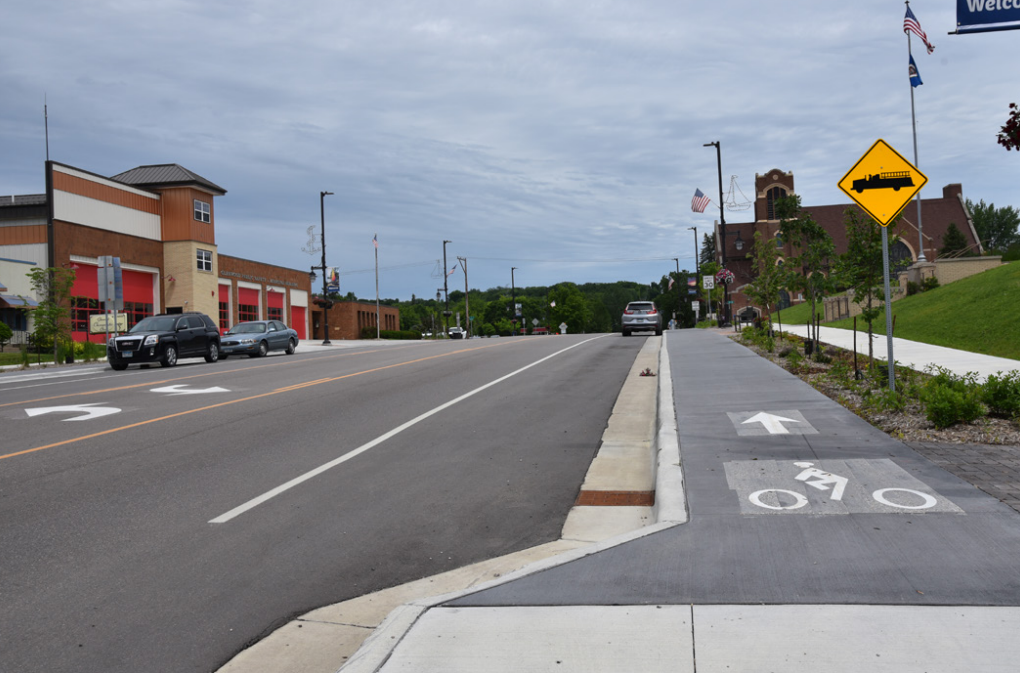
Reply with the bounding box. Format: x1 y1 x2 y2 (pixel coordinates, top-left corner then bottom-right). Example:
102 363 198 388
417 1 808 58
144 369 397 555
724 459 963 515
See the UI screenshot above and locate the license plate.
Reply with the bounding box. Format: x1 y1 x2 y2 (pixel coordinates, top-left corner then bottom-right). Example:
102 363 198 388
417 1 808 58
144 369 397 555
123 351 133 358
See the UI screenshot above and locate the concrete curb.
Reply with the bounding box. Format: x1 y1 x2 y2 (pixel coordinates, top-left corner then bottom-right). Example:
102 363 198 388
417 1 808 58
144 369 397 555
335 335 685 673
216 335 685 673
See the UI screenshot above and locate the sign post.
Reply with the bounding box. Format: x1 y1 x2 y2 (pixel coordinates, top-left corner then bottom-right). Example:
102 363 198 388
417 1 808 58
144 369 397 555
838 139 927 392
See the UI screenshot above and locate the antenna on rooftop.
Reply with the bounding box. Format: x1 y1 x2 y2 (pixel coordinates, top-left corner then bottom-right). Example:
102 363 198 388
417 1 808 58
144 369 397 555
44 94 50 161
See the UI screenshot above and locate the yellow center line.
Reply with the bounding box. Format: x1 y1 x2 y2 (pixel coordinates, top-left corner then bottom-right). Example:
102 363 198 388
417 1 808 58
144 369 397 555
0 341 516 462
0 344 420 409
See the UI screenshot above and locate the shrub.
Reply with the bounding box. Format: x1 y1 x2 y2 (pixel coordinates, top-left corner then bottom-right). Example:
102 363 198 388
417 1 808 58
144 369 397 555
865 387 907 413
906 280 921 296
922 276 940 291
982 371 1020 419
920 367 985 428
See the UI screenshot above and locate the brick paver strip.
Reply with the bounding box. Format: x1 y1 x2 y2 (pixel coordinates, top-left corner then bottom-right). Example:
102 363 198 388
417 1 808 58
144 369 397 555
908 441 1020 515
575 490 655 506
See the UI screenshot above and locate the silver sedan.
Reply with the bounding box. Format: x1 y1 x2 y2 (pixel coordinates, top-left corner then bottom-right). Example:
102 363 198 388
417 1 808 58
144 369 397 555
220 320 299 358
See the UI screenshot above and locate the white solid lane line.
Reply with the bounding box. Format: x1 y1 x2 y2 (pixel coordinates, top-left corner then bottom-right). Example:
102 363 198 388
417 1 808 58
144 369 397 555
209 335 609 524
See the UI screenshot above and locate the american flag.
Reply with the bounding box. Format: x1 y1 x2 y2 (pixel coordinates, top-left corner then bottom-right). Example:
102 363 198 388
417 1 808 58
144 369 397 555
373 233 378 248
691 188 711 213
903 6 934 55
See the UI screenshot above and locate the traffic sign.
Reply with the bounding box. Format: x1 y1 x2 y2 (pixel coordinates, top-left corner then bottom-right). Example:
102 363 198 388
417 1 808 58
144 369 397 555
838 139 927 227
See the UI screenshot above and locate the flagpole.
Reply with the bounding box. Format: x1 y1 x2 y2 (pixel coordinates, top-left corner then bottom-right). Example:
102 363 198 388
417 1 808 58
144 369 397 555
906 1 926 261
375 234 380 339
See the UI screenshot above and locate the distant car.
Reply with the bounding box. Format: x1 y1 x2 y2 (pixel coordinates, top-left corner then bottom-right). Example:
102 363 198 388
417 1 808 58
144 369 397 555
448 326 465 339
621 301 662 336
107 312 221 370
220 320 298 358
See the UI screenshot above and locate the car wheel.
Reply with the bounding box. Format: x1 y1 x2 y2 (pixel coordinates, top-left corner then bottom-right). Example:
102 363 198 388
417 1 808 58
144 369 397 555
110 361 128 371
655 327 663 336
622 330 630 337
285 338 296 355
204 342 220 363
257 340 269 357
161 344 178 368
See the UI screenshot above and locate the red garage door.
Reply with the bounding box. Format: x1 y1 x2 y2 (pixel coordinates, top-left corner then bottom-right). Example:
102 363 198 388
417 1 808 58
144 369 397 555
267 290 284 323
291 306 306 339
238 287 260 322
72 267 155 343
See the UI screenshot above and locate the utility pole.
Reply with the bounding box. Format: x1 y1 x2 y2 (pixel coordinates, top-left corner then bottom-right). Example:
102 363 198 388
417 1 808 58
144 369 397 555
443 240 452 337
511 266 517 336
688 226 699 323
458 256 470 337
319 190 333 345
704 141 727 325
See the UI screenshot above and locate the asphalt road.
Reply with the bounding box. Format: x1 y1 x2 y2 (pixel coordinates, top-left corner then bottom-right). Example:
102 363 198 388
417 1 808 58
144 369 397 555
0 334 642 673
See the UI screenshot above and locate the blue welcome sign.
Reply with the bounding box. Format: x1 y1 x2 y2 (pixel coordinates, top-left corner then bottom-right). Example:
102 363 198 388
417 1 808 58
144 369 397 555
957 0 1020 34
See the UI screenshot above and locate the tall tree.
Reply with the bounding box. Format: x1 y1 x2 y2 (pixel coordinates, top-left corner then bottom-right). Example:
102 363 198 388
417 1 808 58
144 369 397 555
547 283 592 334
834 209 887 367
940 222 972 257
699 233 716 269
775 195 835 347
965 199 1020 252
998 102 1020 152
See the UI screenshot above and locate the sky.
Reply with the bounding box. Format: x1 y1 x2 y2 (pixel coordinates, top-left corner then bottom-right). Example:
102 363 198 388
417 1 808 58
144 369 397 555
2 1 1016 300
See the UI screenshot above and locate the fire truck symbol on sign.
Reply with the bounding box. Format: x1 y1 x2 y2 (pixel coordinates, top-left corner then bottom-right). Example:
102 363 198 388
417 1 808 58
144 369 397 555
838 139 927 227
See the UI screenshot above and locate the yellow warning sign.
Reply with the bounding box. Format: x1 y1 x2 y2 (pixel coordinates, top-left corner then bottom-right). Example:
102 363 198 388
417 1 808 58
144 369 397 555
837 139 927 227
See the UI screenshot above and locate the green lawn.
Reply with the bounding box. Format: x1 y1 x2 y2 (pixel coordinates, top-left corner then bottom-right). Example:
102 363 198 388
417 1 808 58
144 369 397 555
774 261 1020 361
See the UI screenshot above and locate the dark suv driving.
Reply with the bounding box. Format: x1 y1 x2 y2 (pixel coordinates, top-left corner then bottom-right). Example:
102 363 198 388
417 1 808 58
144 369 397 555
107 312 221 370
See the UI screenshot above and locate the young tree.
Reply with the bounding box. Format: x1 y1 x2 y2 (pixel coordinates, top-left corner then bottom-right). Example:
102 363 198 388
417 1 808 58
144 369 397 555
743 230 784 350
834 209 887 368
775 195 835 349
23 266 77 364
940 222 972 257
0 322 12 351
965 199 1020 253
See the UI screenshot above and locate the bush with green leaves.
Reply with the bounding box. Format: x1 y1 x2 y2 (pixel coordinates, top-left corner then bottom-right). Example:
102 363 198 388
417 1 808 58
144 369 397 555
0 322 12 350
981 371 1020 419
920 367 985 429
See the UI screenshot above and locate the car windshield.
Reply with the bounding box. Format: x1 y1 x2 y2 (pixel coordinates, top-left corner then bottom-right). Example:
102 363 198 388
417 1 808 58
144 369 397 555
228 323 267 334
129 316 177 333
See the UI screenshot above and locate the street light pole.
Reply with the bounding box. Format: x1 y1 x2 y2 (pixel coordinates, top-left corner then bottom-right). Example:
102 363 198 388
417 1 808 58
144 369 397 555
443 240 451 336
511 266 517 336
688 226 699 323
458 256 469 337
704 141 728 325
672 257 681 328
320 190 333 345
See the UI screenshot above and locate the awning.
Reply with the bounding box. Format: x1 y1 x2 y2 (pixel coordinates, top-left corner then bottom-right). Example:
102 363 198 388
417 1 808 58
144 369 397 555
0 294 38 308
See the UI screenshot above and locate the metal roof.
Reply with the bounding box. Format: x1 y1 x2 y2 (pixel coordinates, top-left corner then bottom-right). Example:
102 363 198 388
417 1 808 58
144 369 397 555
110 164 227 195
0 194 46 207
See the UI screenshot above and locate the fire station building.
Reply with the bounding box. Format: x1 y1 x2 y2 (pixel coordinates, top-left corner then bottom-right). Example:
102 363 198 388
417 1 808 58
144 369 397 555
0 161 312 342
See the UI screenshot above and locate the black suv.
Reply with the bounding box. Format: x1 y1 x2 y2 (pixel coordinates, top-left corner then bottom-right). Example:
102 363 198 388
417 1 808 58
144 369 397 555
107 312 221 370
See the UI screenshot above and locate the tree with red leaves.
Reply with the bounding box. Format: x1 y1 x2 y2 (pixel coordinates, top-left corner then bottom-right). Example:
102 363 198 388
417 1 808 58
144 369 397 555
999 103 1020 151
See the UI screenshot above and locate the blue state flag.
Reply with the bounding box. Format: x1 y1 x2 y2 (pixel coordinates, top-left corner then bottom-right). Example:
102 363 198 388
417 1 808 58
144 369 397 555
909 54 923 88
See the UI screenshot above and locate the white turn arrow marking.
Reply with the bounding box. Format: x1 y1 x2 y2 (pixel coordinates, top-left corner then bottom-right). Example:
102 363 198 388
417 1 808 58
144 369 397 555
25 403 121 422
742 412 801 435
150 385 230 395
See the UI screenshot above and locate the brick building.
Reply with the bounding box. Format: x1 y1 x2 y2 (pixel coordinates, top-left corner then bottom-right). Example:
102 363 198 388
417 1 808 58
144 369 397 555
311 301 400 341
0 161 314 341
714 169 983 320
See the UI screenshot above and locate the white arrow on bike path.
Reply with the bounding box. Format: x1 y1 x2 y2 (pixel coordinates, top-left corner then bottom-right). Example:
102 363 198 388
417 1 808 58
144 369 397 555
25 403 121 421
728 409 818 436
150 385 230 395
742 412 800 434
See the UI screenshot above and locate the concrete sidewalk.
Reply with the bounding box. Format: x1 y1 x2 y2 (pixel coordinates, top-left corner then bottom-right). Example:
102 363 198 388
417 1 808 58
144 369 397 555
779 324 1020 382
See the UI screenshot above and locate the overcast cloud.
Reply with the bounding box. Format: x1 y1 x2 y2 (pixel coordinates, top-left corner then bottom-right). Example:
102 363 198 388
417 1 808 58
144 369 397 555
2 1 1015 299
